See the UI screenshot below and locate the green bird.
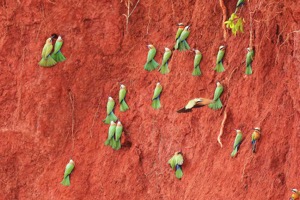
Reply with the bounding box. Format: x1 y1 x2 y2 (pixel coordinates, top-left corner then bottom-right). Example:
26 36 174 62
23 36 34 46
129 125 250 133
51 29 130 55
168 152 184 179
103 97 118 124
38 37 57 67
114 121 123 150
159 48 172 74
152 82 163 109
245 47 254 75
144 44 159 71
51 35 66 62
192 49 202 76
104 121 117 147
231 130 243 157
119 84 129 112
175 23 185 41
174 26 190 51
235 0 245 13
214 45 226 73
177 97 214 113
61 159 75 186
208 82 224 110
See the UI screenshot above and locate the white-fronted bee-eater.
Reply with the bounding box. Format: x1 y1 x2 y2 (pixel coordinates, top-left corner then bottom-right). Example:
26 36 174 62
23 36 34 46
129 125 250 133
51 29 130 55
192 49 202 76
144 44 159 71
208 82 224 110
290 189 300 200
174 26 190 51
159 48 172 75
39 37 57 67
245 47 254 75
119 84 129 112
113 121 123 150
251 127 261 153
105 121 117 147
168 151 184 179
51 35 66 62
214 45 226 73
177 98 214 113
152 82 162 109
235 0 245 13
175 23 185 41
61 159 75 186
231 130 243 157
103 97 118 124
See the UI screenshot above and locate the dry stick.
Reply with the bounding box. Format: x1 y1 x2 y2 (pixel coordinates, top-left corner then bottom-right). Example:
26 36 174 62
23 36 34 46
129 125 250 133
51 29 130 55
69 91 75 158
89 99 101 138
248 0 254 48
219 0 228 41
241 153 254 180
218 111 227 148
123 0 140 33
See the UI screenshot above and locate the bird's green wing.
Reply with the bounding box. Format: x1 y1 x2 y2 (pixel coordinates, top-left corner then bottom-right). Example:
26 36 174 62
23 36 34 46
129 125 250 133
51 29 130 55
107 100 115 114
64 163 74 178
175 28 183 40
175 154 184 165
216 50 225 64
42 44 53 58
152 85 162 100
147 48 156 63
179 30 190 41
246 50 254 66
168 156 176 169
161 51 172 66
233 133 243 148
213 85 224 101
115 126 123 141
53 41 63 54
194 54 202 68
105 125 116 145
119 88 126 103
185 100 196 109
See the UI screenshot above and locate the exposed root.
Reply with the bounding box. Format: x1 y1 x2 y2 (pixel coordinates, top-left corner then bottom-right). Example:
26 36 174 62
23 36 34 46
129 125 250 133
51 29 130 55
69 91 75 157
241 153 254 180
217 111 227 148
89 98 101 138
219 0 228 41
122 0 140 33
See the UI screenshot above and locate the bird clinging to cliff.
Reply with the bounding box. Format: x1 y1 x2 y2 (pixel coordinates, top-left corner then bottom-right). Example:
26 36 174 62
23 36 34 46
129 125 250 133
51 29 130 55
38 37 57 67
105 121 117 147
174 25 190 51
175 23 185 41
114 121 123 150
231 130 243 157
119 84 129 112
144 44 159 71
152 82 163 109
245 47 254 75
177 98 214 113
208 82 224 110
251 127 261 153
168 151 184 179
192 49 202 76
214 45 226 73
290 189 300 200
235 0 245 13
159 48 172 75
51 35 66 62
103 97 118 124
61 159 75 186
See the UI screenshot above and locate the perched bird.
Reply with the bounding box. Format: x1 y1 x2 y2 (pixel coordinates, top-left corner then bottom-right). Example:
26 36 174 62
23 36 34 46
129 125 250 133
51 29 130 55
245 47 254 75
214 45 226 73
208 82 224 110
175 23 185 41
192 49 202 76
174 26 190 51
61 159 75 186
51 35 66 62
235 0 245 13
177 98 214 113
290 189 300 200
168 151 184 179
231 130 243 157
152 82 163 109
114 121 123 150
144 44 159 71
38 37 57 67
159 48 172 75
251 127 261 153
103 97 118 124
119 84 129 112
105 121 117 147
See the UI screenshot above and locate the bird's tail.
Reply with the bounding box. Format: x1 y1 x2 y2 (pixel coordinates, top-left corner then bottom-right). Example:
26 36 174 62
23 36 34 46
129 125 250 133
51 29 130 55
192 66 201 76
175 165 183 179
103 112 118 124
144 61 155 71
51 50 66 62
39 56 57 67
252 140 256 153
115 140 121 150
245 66 252 75
151 59 159 69
208 98 222 110
110 138 117 149
61 175 70 186
174 40 180 50
231 147 238 157
104 138 111 146
214 62 225 73
120 100 129 112
152 98 161 109
182 40 190 50
159 63 170 75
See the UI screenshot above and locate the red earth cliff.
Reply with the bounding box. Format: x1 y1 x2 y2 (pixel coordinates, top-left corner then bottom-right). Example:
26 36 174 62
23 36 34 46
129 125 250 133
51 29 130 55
0 0 299 199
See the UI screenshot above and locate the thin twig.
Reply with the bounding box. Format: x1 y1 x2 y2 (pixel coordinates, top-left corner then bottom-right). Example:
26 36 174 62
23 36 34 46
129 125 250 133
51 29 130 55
217 111 227 147
69 91 75 157
89 98 102 138
241 153 254 180
219 0 228 41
